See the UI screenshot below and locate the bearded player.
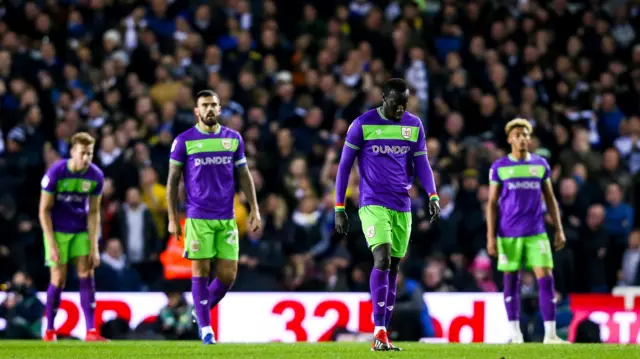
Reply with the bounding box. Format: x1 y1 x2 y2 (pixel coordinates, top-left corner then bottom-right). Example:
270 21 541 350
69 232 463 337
39 132 107 342
487 118 569 344
335 78 440 351
167 90 260 345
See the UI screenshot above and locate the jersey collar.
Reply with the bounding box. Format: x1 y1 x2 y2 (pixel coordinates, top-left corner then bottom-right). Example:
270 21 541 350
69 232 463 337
376 107 390 121
508 153 531 162
196 123 221 135
66 159 88 175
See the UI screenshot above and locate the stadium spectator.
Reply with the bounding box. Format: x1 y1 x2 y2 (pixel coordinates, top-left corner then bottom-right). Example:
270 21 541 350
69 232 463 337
155 291 197 340
94 238 143 292
619 230 640 286
0 272 43 339
110 187 161 285
391 271 435 341
470 253 498 292
234 219 286 291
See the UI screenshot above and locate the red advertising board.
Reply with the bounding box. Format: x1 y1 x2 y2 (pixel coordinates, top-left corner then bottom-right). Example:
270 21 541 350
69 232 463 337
569 292 640 344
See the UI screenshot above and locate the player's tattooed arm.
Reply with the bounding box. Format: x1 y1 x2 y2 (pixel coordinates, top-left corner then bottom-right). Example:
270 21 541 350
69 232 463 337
238 166 258 211
486 183 500 257
542 179 566 250
238 165 261 231
166 163 183 238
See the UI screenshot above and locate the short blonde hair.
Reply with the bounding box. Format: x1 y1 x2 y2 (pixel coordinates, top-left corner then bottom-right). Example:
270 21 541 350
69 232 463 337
71 132 96 147
505 118 533 135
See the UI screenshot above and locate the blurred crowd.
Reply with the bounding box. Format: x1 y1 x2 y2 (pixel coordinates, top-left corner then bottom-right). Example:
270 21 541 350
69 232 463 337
0 0 639 302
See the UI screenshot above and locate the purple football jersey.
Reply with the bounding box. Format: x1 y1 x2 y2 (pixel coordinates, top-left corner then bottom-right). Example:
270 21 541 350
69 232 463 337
345 108 427 212
41 159 104 233
489 153 551 237
169 125 246 220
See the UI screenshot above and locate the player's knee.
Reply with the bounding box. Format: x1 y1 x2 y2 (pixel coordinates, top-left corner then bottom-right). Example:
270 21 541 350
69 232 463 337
374 257 391 270
50 270 67 288
372 244 391 270
373 254 391 270
192 263 209 277
218 270 236 286
389 257 401 276
217 263 237 285
76 269 91 279
533 267 553 278
51 278 66 288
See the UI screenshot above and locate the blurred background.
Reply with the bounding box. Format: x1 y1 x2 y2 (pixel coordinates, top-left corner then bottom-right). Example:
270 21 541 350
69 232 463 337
0 0 639 343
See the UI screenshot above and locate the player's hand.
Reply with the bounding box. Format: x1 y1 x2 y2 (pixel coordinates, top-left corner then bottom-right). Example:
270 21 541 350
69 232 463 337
249 211 261 232
487 235 497 257
335 211 349 235
554 230 566 251
168 219 182 241
428 200 441 223
89 248 100 269
49 245 60 264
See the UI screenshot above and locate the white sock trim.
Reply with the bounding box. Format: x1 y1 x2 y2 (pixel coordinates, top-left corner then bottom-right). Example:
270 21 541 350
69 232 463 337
510 320 522 336
374 326 386 333
201 325 213 339
544 321 557 337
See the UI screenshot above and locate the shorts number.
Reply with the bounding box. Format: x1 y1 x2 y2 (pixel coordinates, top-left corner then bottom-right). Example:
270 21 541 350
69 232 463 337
226 230 238 245
538 240 549 253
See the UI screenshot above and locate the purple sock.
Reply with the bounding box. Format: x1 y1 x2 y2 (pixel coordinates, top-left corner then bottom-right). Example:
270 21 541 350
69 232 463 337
538 275 556 321
384 271 398 329
192 277 211 327
207 278 233 309
79 277 96 330
46 284 62 330
503 272 520 321
370 268 389 327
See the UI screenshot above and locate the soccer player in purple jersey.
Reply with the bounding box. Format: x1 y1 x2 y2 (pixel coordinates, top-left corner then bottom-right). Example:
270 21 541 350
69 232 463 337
167 90 261 344
334 79 440 351
486 119 569 344
39 132 107 342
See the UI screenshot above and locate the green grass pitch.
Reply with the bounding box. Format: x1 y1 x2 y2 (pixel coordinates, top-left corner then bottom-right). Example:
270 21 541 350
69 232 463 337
0 341 635 359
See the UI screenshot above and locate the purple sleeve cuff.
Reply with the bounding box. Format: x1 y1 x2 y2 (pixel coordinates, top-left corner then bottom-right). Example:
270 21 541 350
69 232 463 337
414 154 437 195
335 146 358 206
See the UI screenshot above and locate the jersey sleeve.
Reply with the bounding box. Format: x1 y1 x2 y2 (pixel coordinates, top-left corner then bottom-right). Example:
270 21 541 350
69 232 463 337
344 118 364 150
234 135 247 168
41 165 58 193
489 162 501 185
169 136 187 166
541 157 552 182
92 169 104 196
414 121 427 157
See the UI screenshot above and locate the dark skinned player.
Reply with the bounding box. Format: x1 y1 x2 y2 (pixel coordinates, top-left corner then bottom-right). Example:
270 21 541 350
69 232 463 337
334 78 440 351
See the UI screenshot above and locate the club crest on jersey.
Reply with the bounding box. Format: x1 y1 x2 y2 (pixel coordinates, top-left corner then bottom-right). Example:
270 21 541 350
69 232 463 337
529 167 539 176
401 127 412 139
81 181 91 192
222 139 232 149
366 225 376 238
190 240 200 252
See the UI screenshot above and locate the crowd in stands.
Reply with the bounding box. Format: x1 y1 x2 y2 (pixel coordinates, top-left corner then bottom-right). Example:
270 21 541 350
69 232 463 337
0 0 639 301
